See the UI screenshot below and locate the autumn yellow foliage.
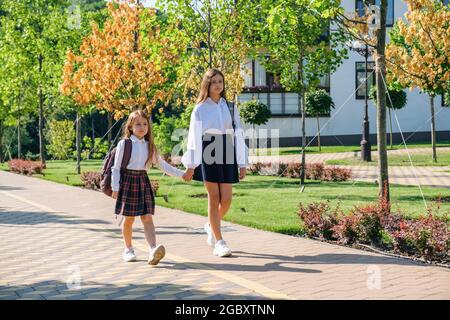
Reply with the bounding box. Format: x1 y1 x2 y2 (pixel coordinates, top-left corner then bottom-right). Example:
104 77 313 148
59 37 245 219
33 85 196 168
386 0 450 94
61 0 179 119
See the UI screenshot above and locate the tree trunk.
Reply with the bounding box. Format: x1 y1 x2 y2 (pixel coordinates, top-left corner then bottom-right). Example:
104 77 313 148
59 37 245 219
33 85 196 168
317 115 321 152
430 95 437 162
91 112 95 142
0 122 3 163
375 0 390 202
300 89 306 185
76 111 81 174
107 112 112 146
17 118 21 159
388 107 393 149
38 54 46 164
299 59 306 186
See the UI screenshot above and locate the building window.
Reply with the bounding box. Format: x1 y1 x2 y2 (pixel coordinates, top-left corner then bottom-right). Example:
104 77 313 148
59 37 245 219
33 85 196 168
355 61 375 99
356 0 394 27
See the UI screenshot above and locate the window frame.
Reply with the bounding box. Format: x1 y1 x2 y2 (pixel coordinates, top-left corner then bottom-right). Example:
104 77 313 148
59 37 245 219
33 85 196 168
355 61 376 100
355 0 395 27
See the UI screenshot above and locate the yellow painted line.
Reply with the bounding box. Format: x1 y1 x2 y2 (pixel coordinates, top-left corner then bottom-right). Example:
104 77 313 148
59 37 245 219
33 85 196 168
1 191 292 300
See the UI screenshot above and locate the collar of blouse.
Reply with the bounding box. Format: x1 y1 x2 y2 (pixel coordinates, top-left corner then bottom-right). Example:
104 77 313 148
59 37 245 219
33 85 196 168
206 97 226 106
130 134 146 143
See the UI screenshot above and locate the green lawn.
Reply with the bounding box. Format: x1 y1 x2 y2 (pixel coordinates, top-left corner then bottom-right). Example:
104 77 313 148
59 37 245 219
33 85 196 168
2 160 449 235
326 151 450 167
253 140 450 156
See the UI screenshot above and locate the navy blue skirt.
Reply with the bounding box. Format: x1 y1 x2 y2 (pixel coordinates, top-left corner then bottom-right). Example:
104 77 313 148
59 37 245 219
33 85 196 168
193 133 239 184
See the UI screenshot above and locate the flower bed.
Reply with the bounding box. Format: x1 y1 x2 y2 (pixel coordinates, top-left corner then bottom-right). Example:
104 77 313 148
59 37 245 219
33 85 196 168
298 198 449 263
250 162 352 182
8 159 46 175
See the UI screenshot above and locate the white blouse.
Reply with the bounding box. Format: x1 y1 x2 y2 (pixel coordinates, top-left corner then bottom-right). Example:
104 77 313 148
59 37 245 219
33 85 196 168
111 134 184 192
181 97 248 169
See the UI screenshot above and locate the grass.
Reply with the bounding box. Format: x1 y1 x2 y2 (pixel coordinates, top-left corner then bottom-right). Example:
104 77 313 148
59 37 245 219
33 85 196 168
2 159 449 235
326 151 450 167
253 140 450 156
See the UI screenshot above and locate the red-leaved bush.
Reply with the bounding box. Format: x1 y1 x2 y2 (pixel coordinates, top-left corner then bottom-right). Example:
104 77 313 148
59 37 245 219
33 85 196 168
390 213 449 260
250 162 351 182
298 198 449 261
80 171 102 190
81 171 159 196
8 159 45 175
297 201 340 240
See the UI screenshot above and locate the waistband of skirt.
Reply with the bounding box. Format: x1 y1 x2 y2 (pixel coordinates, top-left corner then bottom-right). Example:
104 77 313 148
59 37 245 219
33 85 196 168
121 169 148 175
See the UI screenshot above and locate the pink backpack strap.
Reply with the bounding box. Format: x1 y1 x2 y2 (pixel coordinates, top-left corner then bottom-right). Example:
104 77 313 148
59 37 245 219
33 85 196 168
121 138 132 169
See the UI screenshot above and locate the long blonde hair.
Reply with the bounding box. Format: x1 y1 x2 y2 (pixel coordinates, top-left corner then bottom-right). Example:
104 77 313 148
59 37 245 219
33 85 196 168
122 109 157 166
196 68 227 104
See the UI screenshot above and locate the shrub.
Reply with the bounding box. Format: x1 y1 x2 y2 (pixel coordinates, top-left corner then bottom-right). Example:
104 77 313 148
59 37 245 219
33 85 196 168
331 213 359 245
249 161 351 182
321 166 352 181
8 159 45 175
306 163 324 180
391 213 449 260
80 171 101 190
297 201 340 240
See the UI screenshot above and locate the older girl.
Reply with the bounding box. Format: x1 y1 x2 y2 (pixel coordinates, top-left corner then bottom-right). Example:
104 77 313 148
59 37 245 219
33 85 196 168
182 68 248 257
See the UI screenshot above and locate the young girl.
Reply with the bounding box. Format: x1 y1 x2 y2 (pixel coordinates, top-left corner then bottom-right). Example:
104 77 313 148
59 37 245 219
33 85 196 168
181 68 248 257
112 109 184 264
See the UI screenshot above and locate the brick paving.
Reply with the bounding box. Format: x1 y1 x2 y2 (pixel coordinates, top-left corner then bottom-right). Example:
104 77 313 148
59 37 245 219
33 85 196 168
0 170 449 300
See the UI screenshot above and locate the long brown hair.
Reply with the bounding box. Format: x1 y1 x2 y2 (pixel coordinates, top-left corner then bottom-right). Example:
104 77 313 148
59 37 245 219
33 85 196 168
122 109 157 167
196 68 227 105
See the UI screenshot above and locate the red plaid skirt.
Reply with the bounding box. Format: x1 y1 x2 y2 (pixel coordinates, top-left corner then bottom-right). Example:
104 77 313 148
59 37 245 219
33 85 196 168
115 169 155 216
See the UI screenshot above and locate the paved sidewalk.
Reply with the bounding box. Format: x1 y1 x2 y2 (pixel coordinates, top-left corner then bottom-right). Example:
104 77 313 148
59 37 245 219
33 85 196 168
0 170 449 300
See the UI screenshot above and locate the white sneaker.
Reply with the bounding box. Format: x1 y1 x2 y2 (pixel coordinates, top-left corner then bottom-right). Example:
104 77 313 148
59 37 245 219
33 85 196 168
148 244 166 265
213 240 232 257
204 222 216 247
123 247 136 262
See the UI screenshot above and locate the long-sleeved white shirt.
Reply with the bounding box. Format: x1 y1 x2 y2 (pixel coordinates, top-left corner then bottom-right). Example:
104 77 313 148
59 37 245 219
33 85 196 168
111 134 184 192
181 97 248 169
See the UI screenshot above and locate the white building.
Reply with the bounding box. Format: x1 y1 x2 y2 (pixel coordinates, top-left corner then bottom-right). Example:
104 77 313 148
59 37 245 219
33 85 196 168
238 0 450 147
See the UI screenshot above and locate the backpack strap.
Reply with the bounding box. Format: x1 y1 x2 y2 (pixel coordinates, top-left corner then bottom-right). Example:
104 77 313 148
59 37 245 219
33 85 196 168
121 138 132 169
226 99 236 131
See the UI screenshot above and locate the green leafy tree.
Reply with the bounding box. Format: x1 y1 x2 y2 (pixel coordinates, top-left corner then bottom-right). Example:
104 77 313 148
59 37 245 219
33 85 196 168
305 89 335 151
239 100 271 152
157 0 255 105
46 120 75 160
369 86 407 149
257 0 348 185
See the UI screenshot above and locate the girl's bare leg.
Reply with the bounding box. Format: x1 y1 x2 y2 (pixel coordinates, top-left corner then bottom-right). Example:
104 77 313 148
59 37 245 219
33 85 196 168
218 183 232 219
140 214 157 248
205 181 222 241
122 216 135 249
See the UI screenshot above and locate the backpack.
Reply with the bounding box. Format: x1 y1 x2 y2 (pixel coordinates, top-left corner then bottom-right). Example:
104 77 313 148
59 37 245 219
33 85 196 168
100 138 132 197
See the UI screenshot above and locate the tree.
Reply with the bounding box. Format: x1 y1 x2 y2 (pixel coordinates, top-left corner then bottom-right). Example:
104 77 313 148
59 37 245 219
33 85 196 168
386 0 450 163
61 0 178 119
305 89 335 151
239 100 271 152
369 85 407 149
336 0 391 201
258 0 348 186
0 0 83 164
46 120 75 160
61 0 179 172
157 0 254 106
